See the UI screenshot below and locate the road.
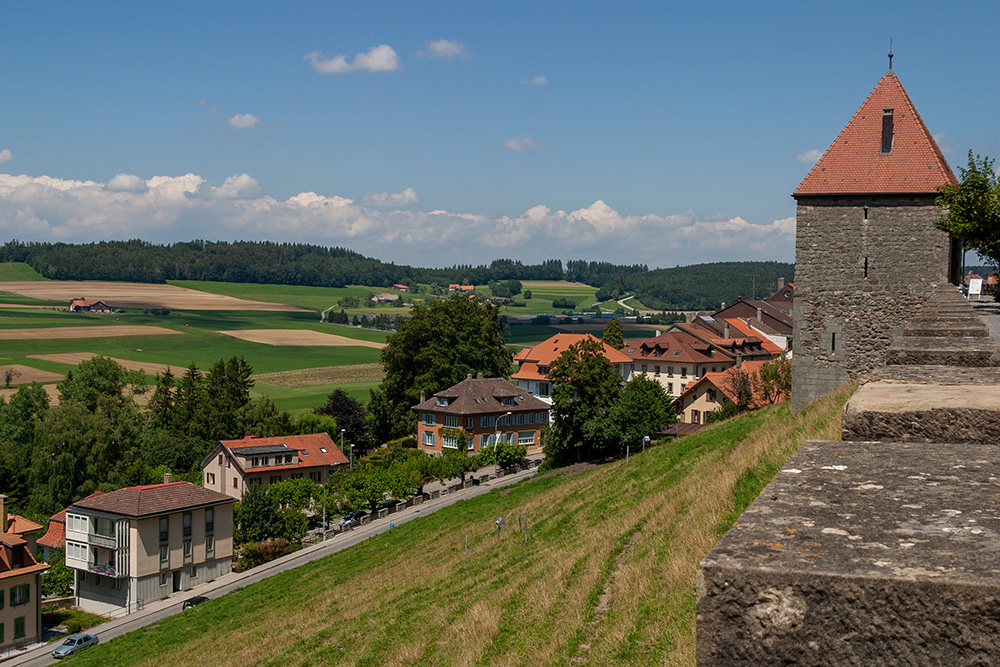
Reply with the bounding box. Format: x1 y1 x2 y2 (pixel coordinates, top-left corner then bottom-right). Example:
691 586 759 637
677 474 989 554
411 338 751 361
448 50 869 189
7 465 539 667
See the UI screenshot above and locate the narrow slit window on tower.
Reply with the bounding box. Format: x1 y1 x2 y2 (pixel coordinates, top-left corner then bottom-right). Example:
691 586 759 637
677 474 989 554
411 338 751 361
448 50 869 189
831 332 837 354
881 109 894 154
864 257 869 278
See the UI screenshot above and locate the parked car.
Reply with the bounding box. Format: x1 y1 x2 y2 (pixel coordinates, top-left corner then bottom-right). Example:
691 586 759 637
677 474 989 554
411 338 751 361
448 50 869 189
52 633 99 658
376 500 400 514
182 595 209 610
338 510 368 528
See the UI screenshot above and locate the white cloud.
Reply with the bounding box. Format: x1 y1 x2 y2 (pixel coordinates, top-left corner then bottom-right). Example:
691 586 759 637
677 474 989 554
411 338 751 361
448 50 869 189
359 187 419 207
522 75 548 86
0 172 794 268
304 45 400 73
0 149 11 164
796 148 823 164
499 135 550 152
933 132 954 154
228 113 259 128
416 39 468 60
104 174 148 193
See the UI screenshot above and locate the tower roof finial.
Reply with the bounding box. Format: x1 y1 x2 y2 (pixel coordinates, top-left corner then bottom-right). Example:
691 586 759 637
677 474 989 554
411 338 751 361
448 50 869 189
888 39 894 72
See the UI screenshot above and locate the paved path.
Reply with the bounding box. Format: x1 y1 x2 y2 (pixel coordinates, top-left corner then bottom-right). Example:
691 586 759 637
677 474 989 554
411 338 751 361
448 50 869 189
971 298 1000 342
6 464 540 667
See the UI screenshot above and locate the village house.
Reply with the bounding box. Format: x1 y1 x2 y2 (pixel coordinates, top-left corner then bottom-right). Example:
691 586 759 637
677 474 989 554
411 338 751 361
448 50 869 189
448 284 475 293
621 330 735 397
373 292 400 304
0 496 48 650
513 333 633 403
672 359 779 425
391 283 410 292
64 480 235 616
68 299 111 313
201 433 349 501
413 375 550 455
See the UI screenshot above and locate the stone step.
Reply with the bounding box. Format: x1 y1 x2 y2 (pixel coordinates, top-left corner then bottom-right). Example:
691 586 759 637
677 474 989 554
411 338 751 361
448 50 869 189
872 364 1000 385
842 381 1000 442
885 336 1000 367
901 320 990 338
697 439 1000 665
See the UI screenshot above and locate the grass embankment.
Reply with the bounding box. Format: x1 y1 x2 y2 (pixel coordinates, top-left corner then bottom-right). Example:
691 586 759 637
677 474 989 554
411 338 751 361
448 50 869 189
71 386 852 667
0 262 46 281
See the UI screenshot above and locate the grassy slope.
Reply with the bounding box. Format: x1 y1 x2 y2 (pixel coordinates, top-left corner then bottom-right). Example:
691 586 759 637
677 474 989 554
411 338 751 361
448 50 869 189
0 262 45 281
71 386 852 667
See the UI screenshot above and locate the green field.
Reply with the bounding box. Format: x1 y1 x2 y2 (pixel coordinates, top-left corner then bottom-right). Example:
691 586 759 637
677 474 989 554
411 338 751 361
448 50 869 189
66 387 852 667
0 262 45 281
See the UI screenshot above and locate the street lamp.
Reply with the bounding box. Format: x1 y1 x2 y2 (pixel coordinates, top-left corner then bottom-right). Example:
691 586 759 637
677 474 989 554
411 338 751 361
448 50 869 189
494 411 512 474
341 428 350 469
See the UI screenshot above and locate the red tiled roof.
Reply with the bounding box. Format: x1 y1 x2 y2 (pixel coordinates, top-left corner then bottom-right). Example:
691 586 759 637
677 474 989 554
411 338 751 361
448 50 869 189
37 510 66 550
6 514 42 535
72 481 234 518
621 331 721 365
0 531 48 578
795 71 957 196
513 333 632 382
221 432 349 474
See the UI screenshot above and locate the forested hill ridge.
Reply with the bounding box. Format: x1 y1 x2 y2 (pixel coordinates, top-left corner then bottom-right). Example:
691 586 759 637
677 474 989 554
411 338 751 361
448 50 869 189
1 239 793 311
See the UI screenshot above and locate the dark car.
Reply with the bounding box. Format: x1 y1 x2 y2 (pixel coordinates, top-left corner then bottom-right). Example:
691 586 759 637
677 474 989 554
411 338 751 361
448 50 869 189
376 500 400 514
52 633 99 658
182 595 209 610
338 510 368 528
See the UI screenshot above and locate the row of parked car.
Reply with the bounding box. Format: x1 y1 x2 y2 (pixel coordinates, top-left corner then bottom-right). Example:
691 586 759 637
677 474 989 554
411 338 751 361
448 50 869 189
337 499 403 529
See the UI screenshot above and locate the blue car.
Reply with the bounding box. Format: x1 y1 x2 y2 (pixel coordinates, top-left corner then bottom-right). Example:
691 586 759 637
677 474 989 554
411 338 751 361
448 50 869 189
52 633 99 658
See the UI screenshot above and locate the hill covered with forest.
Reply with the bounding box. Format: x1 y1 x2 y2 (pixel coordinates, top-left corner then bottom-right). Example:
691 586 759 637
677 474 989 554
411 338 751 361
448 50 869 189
0 239 792 312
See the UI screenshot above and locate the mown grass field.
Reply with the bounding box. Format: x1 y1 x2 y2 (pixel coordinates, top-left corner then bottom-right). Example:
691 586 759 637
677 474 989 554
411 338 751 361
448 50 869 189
0 262 45 281
68 386 853 667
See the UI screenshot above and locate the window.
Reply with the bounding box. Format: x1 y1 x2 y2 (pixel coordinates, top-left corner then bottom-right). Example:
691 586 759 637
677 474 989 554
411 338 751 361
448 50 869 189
205 507 214 533
10 584 29 607
518 431 535 445
269 475 282 484
233 478 238 488
667 383 673 394
654 365 660 376
218 454 223 465
681 367 687 378
422 413 436 426
503 397 515 406
13 617 24 640
443 416 459 428
183 512 192 538
692 410 700 424
206 472 215 485
0 623 4 642
183 540 192 564
641 364 647 373
538 365 549 375
480 417 489 428
0 588 4 609
667 366 674 376
707 389 717 403
159 545 169 567
539 383 550 397
159 517 169 542
252 457 260 467
422 432 436 447
881 108 894 154
442 434 458 449
206 535 215 558
159 573 168 587
466 417 474 429
309 471 321 483
191 565 198 579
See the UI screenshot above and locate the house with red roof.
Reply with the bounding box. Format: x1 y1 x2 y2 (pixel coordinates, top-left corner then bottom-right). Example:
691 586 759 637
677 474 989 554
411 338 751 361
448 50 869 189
672 359 787 426
513 333 633 402
201 433 349 501
37 492 105 562
0 496 49 649
620 330 736 397
791 62 959 411
413 375 550 455
65 479 235 616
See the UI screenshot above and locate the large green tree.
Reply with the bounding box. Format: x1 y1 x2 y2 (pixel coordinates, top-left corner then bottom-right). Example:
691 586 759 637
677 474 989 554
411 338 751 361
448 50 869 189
370 296 513 441
602 317 625 350
936 151 1000 268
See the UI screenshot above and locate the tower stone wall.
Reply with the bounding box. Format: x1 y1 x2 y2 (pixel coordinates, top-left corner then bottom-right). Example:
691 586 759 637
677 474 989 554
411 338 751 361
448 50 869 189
790 194 951 411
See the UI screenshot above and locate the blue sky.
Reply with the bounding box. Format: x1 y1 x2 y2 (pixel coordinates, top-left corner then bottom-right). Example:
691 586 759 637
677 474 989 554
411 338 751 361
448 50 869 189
2 1 998 269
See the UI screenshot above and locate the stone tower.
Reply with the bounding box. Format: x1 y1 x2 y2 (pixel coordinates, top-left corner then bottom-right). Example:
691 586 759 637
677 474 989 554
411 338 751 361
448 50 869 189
790 65 959 411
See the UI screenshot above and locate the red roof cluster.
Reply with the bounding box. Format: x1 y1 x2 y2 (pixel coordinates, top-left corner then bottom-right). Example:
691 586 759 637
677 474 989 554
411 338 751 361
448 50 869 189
795 71 957 196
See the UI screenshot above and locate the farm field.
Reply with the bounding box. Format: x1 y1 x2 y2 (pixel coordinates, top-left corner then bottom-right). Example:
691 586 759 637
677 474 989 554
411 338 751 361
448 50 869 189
0 262 45 281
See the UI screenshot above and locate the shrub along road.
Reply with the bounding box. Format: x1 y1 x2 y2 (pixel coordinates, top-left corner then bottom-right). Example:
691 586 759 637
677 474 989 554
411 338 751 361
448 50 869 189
8 464 540 667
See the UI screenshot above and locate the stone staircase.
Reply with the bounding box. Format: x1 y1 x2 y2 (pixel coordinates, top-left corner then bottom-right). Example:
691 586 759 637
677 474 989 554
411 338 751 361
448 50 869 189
696 286 1000 665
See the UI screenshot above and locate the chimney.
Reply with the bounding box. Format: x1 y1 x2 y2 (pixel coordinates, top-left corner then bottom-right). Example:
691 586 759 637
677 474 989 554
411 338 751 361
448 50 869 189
777 277 785 290
723 323 729 339
655 330 661 337
737 295 743 301
420 390 426 403
721 301 726 310
0 495 6 532
164 472 173 484
757 306 763 321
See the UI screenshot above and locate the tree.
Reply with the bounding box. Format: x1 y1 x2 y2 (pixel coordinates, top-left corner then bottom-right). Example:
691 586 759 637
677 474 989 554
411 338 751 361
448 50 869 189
372 296 513 441
3 368 19 389
236 482 284 544
58 355 147 412
753 357 792 405
315 389 369 452
724 366 755 413
936 151 1000 269
39 548 74 597
546 337 623 465
602 317 625 350
268 478 320 511
480 438 527 470
607 374 674 454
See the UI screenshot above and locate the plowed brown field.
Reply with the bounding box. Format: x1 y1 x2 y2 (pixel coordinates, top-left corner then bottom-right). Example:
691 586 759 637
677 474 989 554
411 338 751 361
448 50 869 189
0 325 182 340
218 329 385 348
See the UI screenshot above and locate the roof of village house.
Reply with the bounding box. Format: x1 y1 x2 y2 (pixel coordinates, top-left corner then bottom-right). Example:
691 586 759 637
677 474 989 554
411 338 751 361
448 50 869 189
217 433 350 474
764 283 794 312
713 298 793 332
70 299 109 308
5 514 42 535
672 359 783 409
723 318 784 355
794 69 957 196
71 481 234 518
413 376 551 415
513 333 632 382
0 532 48 579
621 330 723 365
